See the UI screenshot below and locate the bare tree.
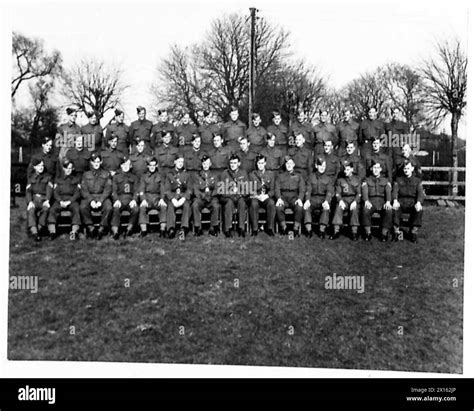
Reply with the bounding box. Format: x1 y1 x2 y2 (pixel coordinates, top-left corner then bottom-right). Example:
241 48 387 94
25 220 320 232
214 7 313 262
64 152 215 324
28 78 55 146
421 38 467 176
320 88 348 125
381 63 426 130
345 68 389 120
155 12 291 122
11 32 62 99
62 58 128 119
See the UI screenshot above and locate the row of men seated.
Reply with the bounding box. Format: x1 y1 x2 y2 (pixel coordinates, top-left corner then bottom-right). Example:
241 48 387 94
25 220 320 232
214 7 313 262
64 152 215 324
31 127 421 188
56 105 413 161
26 148 424 243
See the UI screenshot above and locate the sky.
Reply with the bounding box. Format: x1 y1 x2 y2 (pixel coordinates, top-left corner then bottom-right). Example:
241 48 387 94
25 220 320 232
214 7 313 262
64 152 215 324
6 0 469 129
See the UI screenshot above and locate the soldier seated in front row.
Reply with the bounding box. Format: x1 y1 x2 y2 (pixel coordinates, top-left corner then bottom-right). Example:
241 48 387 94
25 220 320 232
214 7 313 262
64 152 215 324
248 154 276 237
47 159 81 241
303 157 334 239
138 157 167 237
218 154 249 238
191 155 221 237
26 159 54 241
361 160 392 242
275 156 305 236
392 160 424 243
80 152 113 240
111 156 139 240
165 153 192 238
330 161 361 241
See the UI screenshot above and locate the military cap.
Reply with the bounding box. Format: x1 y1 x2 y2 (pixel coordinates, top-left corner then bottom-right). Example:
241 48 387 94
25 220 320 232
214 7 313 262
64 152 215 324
90 152 102 162
114 108 123 117
31 158 43 167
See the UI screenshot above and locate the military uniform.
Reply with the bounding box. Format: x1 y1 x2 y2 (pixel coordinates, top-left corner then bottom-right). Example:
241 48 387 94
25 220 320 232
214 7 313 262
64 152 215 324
176 123 198 147
26 172 53 230
66 148 91 178
80 168 113 229
313 123 338 155
237 149 257 174
56 122 82 160
304 171 334 233
192 170 221 229
165 168 192 231
392 174 424 229
288 146 313 180
246 125 267 153
361 175 392 234
81 123 104 152
182 146 207 177
198 123 222 152
393 154 422 179
101 148 124 176
332 174 361 232
151 121 176 148
320 152 341 184
130 151 151 178
339 152 365 179
385 119 409 162
358 118 385 158
155 144 179 177
222 120 246 152
248 169 276 232
218 168 249 233
275 170 305 231
111 169 139 230
129 119 153 149
266 123 288 154
28 150 58 180
260 145 284 173
138 169 167 228
106 123 130 155
364 149 393 181
209 146 233 174
47 173 81 228
290 120 314 150
336 119 359 157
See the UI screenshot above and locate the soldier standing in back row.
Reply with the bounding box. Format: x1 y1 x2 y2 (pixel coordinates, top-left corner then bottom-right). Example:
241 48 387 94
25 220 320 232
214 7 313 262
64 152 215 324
129 106 153 151
176 111 198 148
313 109 338 155
266 111 288 155
198 111 222 153
106 109 130 155
56 107 81 161
358 107 385 159
246 113 267 154
336 108 359 157
151 109 176 149
81 111 104 152
222 106 246 152
290 109 314 150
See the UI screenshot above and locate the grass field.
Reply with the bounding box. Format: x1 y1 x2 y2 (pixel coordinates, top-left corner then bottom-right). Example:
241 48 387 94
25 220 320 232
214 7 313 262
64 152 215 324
8 198 464 373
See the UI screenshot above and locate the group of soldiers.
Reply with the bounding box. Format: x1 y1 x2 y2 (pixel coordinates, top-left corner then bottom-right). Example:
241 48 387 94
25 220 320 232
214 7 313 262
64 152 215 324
25 104 424 243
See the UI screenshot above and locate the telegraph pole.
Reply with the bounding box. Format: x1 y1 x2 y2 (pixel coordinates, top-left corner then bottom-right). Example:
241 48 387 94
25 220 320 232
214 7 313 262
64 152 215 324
248 7 257 127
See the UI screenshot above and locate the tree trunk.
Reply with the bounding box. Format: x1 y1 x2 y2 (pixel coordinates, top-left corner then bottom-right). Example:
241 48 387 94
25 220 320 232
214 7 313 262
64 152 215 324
450 112 459 197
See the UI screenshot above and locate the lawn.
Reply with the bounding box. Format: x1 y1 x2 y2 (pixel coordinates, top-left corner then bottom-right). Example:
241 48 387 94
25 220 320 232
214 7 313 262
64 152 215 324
8 198 464 373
